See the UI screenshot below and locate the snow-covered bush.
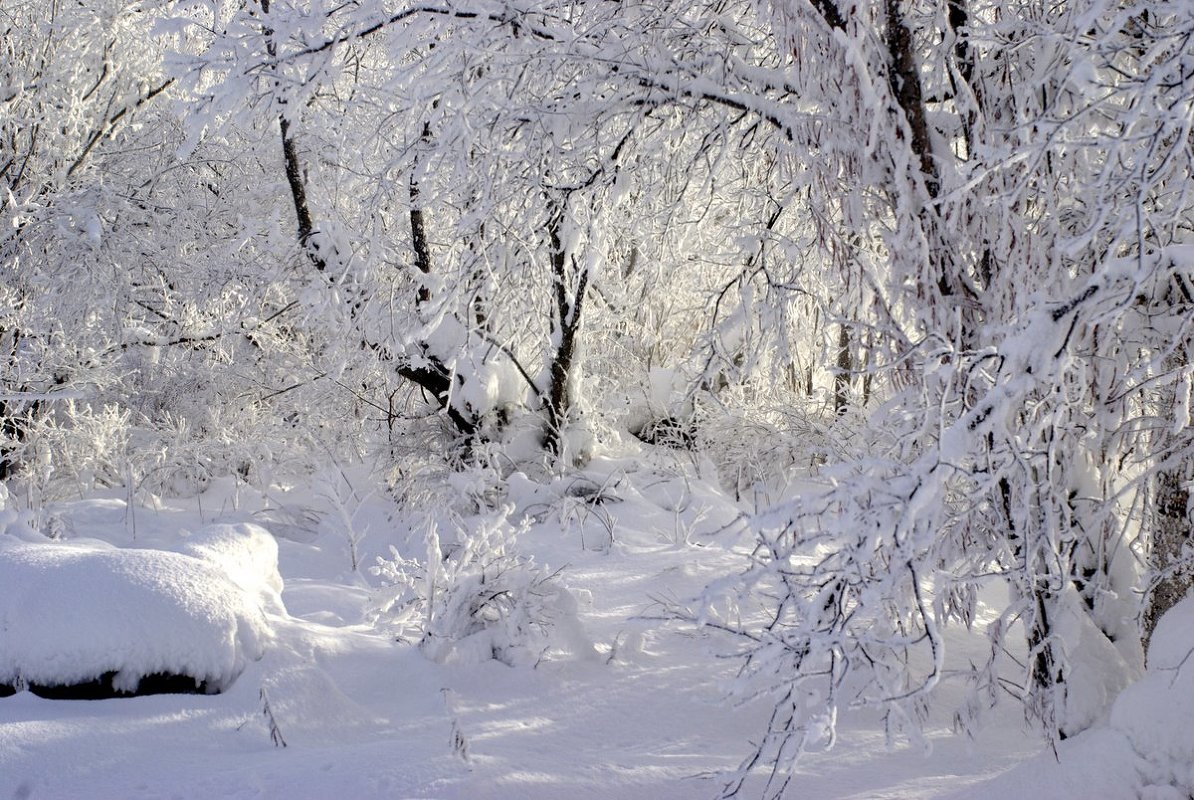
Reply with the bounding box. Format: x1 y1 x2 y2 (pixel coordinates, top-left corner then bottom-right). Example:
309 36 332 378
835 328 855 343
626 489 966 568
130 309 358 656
696 396 829 503
368 506 590 667
125 406 273 498
120 352 358 499
8 367 326 504
20 401 131 499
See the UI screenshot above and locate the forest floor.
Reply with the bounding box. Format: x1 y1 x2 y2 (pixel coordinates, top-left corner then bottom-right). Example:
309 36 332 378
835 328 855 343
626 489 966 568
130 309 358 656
0 455 1141 799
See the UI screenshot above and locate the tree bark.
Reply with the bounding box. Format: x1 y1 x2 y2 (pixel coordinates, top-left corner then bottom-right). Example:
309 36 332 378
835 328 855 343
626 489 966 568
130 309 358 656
1144 295 1194 655
409 117 434 305
883 0 938 198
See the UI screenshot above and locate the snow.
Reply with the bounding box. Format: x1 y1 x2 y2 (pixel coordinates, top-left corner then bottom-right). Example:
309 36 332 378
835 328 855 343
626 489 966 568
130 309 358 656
1108 597 1194 794
1052 586 1138 738
961 595 1194 800
179 522 286 614
0 522 280 694
0 464 1178 798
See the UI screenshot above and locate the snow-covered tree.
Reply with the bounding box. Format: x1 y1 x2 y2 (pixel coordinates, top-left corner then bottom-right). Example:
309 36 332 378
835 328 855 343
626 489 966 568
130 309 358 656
692 1 1194 793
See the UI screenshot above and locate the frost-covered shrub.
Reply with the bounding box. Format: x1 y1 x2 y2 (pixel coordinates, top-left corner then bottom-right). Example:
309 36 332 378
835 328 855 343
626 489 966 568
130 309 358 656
21 401 131 499
126 405 283 498
696 397 829 502
10 374 327 503
368 506 589 666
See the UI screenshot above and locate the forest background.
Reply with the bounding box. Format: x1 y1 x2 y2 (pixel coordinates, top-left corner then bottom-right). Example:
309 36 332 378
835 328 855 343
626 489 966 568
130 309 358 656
2 0 1193 796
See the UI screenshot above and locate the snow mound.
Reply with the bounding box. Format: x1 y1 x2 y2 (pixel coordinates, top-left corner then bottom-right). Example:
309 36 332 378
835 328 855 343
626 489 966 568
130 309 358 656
1053 586 1136 737
964 595 1194 799
180 522 286 614
1109 596 1194 794
0 524 283 695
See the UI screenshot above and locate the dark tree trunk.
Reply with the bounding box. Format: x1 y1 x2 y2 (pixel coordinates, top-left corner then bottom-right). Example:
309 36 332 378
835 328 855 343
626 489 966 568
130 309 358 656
1143 314 1193 656
860 330 873 406
279 117 321 269
1143 466 1191 656
1142 275 1194 656
883 0 939 198
834 322 851 415
0 403 19 482
409 118 434 306
945 0 981 153
0 325 23 481
542 202 590 456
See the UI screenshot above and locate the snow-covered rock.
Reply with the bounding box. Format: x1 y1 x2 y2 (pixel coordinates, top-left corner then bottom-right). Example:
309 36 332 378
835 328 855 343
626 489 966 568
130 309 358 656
0 523 283 695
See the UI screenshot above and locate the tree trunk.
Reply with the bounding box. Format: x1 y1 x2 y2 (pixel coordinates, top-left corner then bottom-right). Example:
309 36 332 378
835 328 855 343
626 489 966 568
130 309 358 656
0 325 24 482
834 322 851 415
1142 274 1194 656
542 201 589 456
1144 466 1191 655
1143 328 1193 654
409 117 434 306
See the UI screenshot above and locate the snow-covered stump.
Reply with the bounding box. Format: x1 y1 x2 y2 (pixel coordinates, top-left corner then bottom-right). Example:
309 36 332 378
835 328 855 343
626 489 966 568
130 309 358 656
0 523 282 698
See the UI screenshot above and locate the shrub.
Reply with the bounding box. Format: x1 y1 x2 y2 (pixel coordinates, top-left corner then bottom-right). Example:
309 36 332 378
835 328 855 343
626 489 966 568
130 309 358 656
368 504 589 666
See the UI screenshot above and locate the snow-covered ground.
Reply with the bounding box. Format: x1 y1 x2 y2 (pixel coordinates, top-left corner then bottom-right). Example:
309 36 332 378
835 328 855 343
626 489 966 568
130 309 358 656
0 460 1164 799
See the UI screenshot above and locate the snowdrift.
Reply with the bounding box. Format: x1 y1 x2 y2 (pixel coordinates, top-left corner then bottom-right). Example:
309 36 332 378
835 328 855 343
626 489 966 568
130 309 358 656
0 523 282 697
1108 595 1194 795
